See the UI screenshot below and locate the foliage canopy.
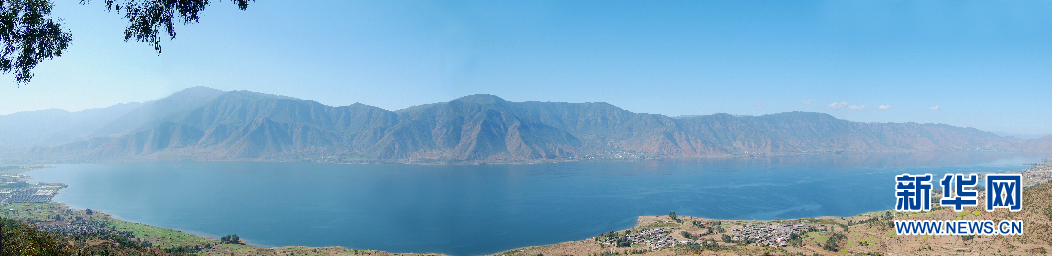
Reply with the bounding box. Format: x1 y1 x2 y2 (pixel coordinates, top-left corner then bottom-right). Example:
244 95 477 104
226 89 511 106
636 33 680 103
0 0 253 84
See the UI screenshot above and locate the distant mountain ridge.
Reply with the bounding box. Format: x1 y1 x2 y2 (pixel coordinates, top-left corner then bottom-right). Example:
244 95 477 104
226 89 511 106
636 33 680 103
4 87 1050 163
0 102 143 151
89 86 226 137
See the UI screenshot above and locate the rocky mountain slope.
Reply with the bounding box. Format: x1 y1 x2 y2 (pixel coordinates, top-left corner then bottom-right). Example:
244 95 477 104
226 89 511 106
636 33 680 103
5 87 1047 163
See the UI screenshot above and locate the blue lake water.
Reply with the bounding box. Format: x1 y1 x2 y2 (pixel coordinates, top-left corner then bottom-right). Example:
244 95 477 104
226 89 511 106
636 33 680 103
24 151 1050 255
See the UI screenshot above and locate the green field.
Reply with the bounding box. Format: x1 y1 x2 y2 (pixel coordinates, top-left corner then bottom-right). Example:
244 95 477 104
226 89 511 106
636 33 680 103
1 201 215 250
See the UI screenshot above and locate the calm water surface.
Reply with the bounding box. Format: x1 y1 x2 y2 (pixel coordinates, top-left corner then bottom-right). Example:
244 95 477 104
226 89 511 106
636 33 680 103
25 152 1050 255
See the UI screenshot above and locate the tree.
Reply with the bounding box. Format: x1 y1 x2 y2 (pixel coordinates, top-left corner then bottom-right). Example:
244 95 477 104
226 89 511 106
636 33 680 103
220 234 241 244
668 211 679 222
680 231 694 240
0 0 71 84
1 0 254 84
1 218 74 255
85 208 92 215
823 232 846 252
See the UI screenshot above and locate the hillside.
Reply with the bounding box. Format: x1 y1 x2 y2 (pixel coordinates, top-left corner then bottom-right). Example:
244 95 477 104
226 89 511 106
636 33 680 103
1017 135 1052 153
3 87 1048 163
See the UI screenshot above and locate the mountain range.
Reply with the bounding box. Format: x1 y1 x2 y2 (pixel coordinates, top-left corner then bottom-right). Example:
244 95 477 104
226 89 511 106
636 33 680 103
2 87 1050 164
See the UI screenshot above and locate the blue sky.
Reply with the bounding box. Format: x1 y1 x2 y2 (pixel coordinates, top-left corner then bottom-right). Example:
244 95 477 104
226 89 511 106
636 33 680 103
1 1 1051 135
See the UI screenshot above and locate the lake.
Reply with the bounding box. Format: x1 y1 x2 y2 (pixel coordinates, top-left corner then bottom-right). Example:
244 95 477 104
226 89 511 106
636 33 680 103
25 151 1050 255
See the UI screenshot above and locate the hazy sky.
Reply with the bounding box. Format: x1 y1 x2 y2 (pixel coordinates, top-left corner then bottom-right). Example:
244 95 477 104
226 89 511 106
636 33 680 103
1 1 1050 134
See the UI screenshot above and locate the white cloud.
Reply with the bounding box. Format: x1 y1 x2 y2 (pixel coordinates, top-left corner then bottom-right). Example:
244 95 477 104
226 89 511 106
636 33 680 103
878 105 892 110
802 100 812 105
828 101 848 110
849 105 865 110
928 106 941 110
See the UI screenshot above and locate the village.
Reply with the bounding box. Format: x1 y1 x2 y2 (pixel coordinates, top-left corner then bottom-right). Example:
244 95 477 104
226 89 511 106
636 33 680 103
728 223 814 247
1019 158 1052 189
597 210 824 250
600 227 680 250
36 219 114 235
598 219 817 250
0 172 132 237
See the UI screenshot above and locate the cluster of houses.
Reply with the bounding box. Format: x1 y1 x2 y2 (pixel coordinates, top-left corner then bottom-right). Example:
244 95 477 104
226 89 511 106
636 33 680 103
1020 158 1052 189
578 150 653 160
729 223 811 247
36 219 113 235
601 228 681 250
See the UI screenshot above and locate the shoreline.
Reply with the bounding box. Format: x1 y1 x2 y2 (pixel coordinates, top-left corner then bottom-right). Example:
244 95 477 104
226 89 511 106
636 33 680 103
1 200 452 256
495 158 1052 255
4 157 1051 255
9 197 907 256
3 165 447 255
6 149 1041 166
